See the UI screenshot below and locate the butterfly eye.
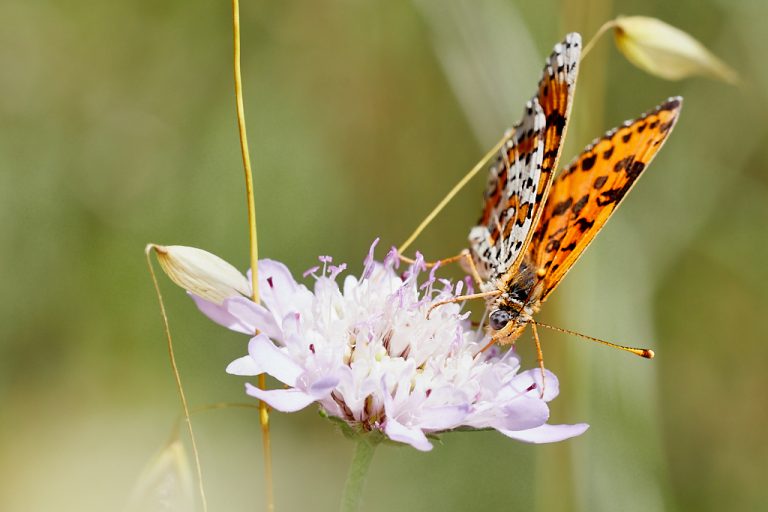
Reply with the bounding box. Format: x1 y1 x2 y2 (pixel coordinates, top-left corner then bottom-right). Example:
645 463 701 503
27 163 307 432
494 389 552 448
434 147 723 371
489 309 514 330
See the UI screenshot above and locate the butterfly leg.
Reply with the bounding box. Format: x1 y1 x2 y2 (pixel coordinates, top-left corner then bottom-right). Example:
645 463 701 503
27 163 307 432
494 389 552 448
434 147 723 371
426 289 501 319
459 249 485 288
399 250 485 288
479 320 521 353
398 252 464 268
530 322 546 398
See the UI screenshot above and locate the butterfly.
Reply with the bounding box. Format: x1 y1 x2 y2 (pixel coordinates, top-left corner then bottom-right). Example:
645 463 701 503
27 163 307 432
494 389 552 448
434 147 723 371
464 33 682 358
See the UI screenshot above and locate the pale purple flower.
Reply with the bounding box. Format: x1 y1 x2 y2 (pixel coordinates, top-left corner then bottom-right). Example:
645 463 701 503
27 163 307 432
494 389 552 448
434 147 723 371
192 240 588 451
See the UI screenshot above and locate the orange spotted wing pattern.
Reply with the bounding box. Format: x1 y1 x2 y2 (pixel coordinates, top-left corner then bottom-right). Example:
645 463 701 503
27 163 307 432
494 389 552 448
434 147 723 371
529 97 683 299
470 33 581 283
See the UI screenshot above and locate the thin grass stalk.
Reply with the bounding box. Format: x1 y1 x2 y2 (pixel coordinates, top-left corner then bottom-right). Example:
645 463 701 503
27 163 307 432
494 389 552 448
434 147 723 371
231 1 274 509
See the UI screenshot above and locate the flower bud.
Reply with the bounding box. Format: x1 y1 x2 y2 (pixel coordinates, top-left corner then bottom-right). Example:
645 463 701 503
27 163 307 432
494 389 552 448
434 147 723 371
127 439 193 512
613 16 739 84
149 244 250 304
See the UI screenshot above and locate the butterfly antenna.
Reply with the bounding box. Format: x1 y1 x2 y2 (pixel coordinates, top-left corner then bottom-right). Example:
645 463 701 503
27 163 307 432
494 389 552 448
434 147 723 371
532 320 655 359
398 130 514 254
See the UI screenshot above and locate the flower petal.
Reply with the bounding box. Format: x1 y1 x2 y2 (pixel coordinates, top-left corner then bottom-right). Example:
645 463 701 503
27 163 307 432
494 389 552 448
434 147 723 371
418 404 470 430
384 418 433 452
510 369 560 402
257 260 301 317
245 384 317 412
190 294 252 335
225 297 283 341
309 375 341 396
491 396 550 431
247 334 303 386
500 423 589 444
226 355 264 376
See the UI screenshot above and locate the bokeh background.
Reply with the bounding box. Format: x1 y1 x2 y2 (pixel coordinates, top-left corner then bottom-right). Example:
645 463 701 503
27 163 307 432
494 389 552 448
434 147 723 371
2 0 766 510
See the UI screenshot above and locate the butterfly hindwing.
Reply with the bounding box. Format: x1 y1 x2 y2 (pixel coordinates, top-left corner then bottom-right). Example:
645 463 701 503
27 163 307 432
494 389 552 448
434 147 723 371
529 97 683 299
500 33 581 284
470 99 546 280
470 33 581 283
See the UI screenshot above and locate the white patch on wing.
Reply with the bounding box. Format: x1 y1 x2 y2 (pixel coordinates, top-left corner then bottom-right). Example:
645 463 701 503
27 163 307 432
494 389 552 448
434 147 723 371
469 33 582 284
470 98 545 280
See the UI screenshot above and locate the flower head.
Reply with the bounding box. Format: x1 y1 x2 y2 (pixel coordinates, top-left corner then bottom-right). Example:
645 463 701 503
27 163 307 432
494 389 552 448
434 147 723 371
190 240 587 451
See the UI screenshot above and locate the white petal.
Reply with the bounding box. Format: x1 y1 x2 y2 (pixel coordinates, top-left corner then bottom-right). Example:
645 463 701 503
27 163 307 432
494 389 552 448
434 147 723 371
190 294 253 334
226 355 264 376
308 375 341 397
510 369 560 402
418 404 470 430
248 334 303 387
245 384 316 412
225 297 283 341
384 418 433 452
489 396 550 432
258 259 300 317
500 423 589 444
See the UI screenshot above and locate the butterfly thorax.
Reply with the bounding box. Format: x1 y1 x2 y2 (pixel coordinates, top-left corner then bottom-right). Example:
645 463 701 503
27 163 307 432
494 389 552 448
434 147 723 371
486 259 544 343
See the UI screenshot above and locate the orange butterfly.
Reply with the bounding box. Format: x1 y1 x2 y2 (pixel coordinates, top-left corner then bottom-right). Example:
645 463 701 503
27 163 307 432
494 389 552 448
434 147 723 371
456 33 681 366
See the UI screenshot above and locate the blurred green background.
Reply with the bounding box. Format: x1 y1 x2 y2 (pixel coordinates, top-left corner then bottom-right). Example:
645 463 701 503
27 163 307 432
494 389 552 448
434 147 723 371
2 0 766 510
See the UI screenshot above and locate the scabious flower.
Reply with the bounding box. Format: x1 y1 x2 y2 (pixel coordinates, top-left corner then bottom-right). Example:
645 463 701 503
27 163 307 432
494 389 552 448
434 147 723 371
188 240 587 451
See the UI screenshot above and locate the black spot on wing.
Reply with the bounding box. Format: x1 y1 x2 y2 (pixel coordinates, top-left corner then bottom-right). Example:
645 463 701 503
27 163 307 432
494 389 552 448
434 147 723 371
660 120 675 133
596 187 624 207
551 198 573 216
659 97 682 111
626 161 646 180
593 175 608 189
545 239 560 253
574 217 594 231
571 194 589 216
613 157 633 173
547 111 567 136
581 153 597 171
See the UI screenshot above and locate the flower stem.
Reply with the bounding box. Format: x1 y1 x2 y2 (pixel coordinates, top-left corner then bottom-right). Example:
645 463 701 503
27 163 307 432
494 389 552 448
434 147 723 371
340 439 378 512
231 0 260 303
145 248 208 512
231 1 274 510
581 19 617 60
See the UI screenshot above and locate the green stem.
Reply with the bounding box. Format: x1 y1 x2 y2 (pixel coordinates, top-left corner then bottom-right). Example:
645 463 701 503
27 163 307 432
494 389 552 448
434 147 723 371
340 439 378 512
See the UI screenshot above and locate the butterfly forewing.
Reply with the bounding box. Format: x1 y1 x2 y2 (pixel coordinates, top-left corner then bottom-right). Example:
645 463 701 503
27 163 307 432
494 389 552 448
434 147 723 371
529 97 683 299
535 32 581 198
470 33 581 283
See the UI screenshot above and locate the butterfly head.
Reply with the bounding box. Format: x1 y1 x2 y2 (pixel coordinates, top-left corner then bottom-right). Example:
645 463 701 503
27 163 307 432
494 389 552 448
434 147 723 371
486 267 543 342
487 303 532 345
